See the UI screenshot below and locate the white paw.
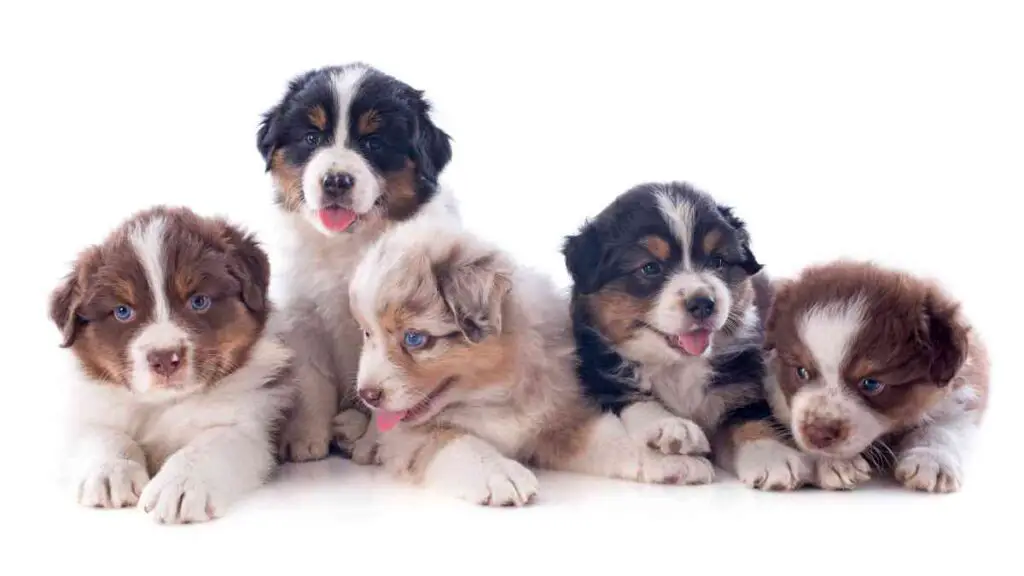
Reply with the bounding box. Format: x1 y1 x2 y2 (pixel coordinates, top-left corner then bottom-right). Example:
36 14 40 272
895 449 962 493
735 439 810 491
349 434 380 466
278 418 331 463
426 439 539 507
139 461 223 524
75 459 149 508
815 455 872 491
640 453 716 485
643 417 710 455
332 409 369 448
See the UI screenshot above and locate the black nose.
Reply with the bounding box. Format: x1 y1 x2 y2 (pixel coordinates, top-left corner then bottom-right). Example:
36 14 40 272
685 296 716 321
322 171 355 198
359 387 384 408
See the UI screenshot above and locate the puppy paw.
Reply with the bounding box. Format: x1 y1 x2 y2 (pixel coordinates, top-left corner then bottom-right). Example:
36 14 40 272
278 419 331 463
426 440 539 507
643 417 710 455
641 453 716 485
139 462 223 524
349 434 380 466
75 459 150 508
895 449 962 493
814 455 872 490
735 439 810 491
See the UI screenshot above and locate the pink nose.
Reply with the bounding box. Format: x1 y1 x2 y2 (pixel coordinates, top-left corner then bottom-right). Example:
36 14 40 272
147 347 185 377
359 387 384 408
801 419 847 449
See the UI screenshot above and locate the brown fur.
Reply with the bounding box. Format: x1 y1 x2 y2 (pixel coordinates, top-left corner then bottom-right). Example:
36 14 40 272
642 235 671 260
308 106 327 131
584 289 651 344
381 159 420 221
269 151 304 212
702 229 723 254
357 109 381 136
48 206 271 390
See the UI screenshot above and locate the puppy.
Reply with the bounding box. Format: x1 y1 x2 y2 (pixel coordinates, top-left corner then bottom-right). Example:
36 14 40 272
348 219 714 506
49 206 292 523
563 181 791 487
256 62 456 461
757 260 989 492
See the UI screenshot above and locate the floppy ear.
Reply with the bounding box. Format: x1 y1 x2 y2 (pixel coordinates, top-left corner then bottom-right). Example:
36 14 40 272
256 104 283 172
435 250 512 344
220 221 271 314
413 95 453 179
761 277 795 351
49 271 82 348
921 288 969 386
718 204 763 275
562 224 604 294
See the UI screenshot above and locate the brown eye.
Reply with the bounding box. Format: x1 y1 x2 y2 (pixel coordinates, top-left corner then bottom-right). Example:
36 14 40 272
707 255 726 270
640 261 662 277
304 133 322 146
796 366 810 380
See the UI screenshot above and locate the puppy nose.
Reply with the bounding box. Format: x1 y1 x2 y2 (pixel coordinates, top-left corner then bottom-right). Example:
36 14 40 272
321 171 355 198
802 420 847 449
147 347 185 377
685 296 716 321
359 387 384 408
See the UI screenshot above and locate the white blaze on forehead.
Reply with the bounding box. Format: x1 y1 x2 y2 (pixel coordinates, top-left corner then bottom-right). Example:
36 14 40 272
130 216 170 321
655 189 696 270
331 65 369 146
797 298 867 387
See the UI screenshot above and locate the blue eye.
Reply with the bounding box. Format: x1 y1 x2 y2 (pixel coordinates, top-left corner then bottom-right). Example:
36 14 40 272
403 330 428 349
859 378 884 396
796 367 810 380
113 305 134 322
189 294 212 312
640 262 662 277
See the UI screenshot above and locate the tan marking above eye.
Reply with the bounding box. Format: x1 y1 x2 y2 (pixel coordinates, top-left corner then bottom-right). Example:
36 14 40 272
308 106 327 130
641 235 671 261
358 109 381 136
702 229 723 254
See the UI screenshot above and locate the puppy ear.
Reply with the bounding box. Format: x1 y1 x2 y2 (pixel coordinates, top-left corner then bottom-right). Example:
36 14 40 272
435 249 512 344
49 269 84 348
256 105 282 172
562 224 604 294
718 204 763 275
413 95 453 178
761 277 795 351
219 221 271 314
921 288 969 386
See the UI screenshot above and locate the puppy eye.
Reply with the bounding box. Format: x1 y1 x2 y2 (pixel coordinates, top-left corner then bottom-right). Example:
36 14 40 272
858 378 885 396
362 135 383 153
113 304 135 322
304 133 322 146
640 262 662 277
707 256 726 270
189 294 212 312
796 366 810 380
403 330 428 350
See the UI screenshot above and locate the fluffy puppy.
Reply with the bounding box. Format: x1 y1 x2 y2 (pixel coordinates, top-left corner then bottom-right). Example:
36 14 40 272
564 181 789 487
757 260 989 493
348 220 713 506
49 206 292 523
255 62 456 461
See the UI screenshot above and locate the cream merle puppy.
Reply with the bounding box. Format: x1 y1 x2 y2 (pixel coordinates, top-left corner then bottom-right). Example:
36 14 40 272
563 181 788 486
49 206 292 523
256 63 455 461
348 219 713 506
756 260 989 493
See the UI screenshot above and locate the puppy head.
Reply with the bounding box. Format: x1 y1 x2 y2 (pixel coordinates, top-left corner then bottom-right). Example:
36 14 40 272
256 63 452 236
348 223 513 431
764 261 969 458
49 206 271 400
563 182 762 366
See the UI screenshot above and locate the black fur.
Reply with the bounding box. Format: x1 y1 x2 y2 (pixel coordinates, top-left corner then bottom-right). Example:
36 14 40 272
256 63 452 211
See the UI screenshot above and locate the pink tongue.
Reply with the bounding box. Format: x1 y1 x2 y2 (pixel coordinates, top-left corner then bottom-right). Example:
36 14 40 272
677 330 711 356
318 207 357 232
376 410 407 433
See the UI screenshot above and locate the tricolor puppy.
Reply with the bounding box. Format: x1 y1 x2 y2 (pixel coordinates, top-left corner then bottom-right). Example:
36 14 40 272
564 182 788 486
49 206 292 524
758 260 989 492
348 220 713 506
256 62 456 461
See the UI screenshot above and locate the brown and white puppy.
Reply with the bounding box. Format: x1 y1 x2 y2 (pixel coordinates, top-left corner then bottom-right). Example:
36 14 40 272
255 63 456 462
50 206 292 523
347 219 713 506
753 260 989 493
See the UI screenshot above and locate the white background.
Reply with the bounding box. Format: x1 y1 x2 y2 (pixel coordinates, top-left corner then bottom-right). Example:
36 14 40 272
2 1 1022 574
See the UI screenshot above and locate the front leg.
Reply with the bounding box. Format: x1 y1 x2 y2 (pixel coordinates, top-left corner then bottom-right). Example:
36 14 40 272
70 426 150 509
278 357 338 462
895 414 977 493
139 425 274 524
378 427 538 506
620 400 710 455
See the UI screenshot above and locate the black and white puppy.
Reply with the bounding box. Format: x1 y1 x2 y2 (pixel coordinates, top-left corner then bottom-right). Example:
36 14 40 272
563 182 787 486
256 63 457 461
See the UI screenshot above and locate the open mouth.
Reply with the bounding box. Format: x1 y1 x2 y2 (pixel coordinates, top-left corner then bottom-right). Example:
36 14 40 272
374 377 455 433
642 323 713 356
317 205 358 232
